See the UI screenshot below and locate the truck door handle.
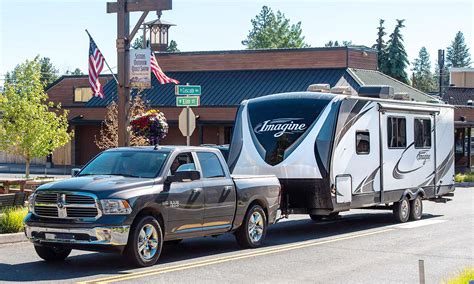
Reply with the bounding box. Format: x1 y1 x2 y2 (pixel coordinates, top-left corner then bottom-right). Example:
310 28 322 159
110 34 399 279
224 186 233 191
192 188 202 193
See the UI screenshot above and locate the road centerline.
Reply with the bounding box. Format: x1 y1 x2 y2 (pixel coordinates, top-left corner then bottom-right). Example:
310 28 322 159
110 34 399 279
78 228 394 284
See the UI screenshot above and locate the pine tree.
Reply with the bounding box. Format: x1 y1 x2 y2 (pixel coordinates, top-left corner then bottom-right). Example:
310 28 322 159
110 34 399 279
372 19 388 73
446 31 472 67
385 19 410 84
242 6 309 49
411 47 435 92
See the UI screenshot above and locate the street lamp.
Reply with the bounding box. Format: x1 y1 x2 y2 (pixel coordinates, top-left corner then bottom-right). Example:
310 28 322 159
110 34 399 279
144 11 175 52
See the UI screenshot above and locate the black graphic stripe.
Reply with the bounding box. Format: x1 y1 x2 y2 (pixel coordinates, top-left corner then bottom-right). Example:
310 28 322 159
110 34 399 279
392 142 423 180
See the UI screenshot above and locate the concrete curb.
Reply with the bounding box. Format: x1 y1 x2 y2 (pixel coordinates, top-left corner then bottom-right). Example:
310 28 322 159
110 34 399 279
0 232 27 244
455 182 474 187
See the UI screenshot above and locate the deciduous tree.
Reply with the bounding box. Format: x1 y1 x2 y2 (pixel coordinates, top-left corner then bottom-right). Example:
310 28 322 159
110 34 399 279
242 6 309 49
0 57 72 177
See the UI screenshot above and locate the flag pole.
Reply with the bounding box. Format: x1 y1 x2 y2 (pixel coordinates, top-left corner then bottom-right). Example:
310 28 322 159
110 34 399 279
85 29 119 84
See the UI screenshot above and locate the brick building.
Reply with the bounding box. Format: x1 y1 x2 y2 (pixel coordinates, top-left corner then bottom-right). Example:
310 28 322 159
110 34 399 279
37 47 437 166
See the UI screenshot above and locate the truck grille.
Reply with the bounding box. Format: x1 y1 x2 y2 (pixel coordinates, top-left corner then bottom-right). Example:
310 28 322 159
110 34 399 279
33 192 100 220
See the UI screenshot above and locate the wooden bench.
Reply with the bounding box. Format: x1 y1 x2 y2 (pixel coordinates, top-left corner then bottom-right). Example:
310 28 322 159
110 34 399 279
0 192 27 210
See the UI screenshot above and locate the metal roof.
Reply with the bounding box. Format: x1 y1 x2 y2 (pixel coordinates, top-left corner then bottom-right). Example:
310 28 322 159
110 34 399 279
348 68 435 102
86 68 349 107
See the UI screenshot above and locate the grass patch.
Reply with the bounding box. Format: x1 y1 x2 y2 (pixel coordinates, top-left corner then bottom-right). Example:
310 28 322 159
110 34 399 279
455 172 474 183
443 267 474 284
0 207 28 234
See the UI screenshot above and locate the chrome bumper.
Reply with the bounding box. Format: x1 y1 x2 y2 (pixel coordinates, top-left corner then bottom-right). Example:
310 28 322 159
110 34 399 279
24 225 130 246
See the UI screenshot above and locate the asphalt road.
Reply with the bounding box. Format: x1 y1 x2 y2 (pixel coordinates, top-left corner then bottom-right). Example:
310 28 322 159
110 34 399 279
0 188 472 284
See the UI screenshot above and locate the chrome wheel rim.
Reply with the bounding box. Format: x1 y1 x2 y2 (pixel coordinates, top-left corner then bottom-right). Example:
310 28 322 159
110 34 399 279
414 198 422 217
401 199 409 219
138 224 159 261
248 211 264 243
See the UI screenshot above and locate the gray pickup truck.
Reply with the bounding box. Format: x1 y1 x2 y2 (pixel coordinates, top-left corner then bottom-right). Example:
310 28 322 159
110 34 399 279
24 146 280 267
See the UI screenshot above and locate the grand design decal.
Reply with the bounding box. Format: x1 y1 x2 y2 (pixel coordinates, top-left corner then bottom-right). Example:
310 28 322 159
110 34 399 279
254 118 307 138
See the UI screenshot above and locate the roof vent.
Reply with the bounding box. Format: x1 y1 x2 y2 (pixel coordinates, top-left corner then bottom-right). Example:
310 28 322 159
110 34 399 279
468 100 473 106
358 85 394 99
307 84 330 93
393 92 410 101
330 86 352 95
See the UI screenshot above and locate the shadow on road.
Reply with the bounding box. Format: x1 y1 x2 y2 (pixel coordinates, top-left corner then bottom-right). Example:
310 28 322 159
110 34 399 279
0 211 442 282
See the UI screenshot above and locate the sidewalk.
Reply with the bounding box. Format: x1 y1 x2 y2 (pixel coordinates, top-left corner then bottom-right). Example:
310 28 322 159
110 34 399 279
0 163 72 177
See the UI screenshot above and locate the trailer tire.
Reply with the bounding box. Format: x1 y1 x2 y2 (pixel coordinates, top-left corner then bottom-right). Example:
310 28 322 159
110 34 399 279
409 195 423 221
309 214 324 221
393 196 410 223
34 245 71 262
125 215 163 267
235 204 267 248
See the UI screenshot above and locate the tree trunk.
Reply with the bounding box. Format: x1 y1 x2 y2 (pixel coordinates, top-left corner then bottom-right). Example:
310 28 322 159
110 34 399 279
25 157 30 178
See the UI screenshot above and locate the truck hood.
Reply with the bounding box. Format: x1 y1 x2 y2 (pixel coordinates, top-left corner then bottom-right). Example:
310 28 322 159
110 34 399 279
36 175 159 198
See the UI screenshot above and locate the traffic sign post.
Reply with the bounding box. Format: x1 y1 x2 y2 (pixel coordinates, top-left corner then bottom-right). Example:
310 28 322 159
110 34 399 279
176 96 200 107
179 108 196 146
175 85 201 96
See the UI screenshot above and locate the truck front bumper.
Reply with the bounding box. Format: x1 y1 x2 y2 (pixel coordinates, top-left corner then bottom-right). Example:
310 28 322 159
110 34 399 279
25 225 130 246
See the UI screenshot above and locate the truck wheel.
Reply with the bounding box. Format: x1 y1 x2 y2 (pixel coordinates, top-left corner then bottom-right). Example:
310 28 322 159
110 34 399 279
409 195 423 221
125 216 163 267
393 196 410 223
34 245 71 262
235 204 267 248
165 239 183 245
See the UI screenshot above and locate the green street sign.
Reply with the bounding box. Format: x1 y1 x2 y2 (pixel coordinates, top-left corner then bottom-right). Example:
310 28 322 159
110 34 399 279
176 96 200 107
175 85 201 96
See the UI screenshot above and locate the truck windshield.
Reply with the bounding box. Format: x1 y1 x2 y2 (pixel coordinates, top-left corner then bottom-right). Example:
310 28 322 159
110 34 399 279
78 151 169 178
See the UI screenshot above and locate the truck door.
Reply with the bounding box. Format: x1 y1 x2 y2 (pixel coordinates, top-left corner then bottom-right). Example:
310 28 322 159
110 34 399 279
196 151 236 234
166 152 204 237
381 112 435 198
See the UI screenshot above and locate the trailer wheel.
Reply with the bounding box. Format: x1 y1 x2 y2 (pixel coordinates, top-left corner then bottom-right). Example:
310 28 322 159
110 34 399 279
125 215 163 267
393 196 410 223
309 214 324 221
235 204 267 248
34 245 71 262
409 195 423 221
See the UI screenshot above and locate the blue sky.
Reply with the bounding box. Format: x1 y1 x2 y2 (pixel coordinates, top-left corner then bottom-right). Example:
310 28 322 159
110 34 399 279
0 0 472 81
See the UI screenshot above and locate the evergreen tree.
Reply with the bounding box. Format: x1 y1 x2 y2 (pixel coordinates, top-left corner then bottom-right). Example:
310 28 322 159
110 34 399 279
167 40 180 52
131 35 179 52
446 31 472 67
242 6 309 49
411 47 435 92
372 19 388 73
385 19 410 84
325 40 352 47
39 57 59 87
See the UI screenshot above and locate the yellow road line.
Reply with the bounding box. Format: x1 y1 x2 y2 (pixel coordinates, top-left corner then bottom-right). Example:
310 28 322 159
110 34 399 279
79 228 394 284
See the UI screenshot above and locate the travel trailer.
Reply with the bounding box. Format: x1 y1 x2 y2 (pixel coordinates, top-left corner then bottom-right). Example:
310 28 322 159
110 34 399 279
228 87 455 222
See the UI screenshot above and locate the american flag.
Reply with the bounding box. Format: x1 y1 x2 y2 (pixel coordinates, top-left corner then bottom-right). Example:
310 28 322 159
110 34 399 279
88 35 105 98
150 52 179 84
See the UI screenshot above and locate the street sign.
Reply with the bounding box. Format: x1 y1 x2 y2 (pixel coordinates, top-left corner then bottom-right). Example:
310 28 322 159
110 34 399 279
175 85 201 96
179 108 196 137
176 96 200 107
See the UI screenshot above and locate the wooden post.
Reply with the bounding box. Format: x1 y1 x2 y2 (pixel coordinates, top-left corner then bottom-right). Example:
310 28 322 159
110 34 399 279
116 0 130 147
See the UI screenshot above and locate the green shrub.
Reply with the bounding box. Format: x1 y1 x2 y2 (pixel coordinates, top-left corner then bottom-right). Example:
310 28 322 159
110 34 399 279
0 207 28 234
443 267 474 284
455 173 474 183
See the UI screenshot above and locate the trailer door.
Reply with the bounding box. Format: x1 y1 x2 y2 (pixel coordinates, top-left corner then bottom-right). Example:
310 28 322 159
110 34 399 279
381 111 435 196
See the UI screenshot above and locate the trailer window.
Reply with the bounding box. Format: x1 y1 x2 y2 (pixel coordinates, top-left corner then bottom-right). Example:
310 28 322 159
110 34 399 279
414 118 432 148
387 117 406 148
356 131 370 154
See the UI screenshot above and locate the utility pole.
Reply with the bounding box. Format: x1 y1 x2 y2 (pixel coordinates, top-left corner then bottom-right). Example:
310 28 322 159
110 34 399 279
438 49 445 99
107 0 172 147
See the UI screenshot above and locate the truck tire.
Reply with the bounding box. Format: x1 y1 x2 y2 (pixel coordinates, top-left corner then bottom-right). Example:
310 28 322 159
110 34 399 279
34 245 71 262
309 214 324 221
235 204 267 249
165 239 183 245
409 195 423 221
309 212 339 221
393 196 410 223
125 216 163 267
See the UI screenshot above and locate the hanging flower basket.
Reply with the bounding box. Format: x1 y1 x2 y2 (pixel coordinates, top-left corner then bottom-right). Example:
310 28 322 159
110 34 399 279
129 109 168 145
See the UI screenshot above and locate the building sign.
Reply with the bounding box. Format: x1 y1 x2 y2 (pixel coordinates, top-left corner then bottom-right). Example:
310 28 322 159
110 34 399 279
129 48 151 89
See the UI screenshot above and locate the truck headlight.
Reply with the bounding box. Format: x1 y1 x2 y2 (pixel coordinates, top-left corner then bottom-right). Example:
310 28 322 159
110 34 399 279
28 193 36 213
100 199 132 215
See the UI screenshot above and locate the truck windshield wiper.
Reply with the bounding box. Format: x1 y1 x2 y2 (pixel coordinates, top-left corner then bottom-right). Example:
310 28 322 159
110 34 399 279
108 173 141 178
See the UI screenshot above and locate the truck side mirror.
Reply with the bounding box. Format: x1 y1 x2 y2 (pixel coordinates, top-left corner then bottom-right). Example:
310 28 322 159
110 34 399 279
71 168 81 177
166 170 200 183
